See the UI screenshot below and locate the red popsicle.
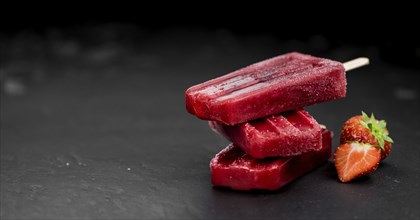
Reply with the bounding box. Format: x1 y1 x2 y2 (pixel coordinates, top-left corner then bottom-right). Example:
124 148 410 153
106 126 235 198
209 109 321 158
210 128 332 191
186 52 346 125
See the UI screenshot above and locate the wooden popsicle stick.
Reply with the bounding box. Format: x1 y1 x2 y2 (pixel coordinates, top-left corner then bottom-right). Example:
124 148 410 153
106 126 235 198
343 57 370 71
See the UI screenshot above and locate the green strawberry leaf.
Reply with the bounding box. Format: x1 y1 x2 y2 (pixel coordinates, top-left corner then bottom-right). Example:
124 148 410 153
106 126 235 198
370 113 376 123
377 137 385 149
384 135 394 143
379 120 387 128
362 111 369 122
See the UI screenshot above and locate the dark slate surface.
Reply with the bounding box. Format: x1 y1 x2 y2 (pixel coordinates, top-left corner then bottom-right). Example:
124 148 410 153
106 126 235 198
1 29 419 219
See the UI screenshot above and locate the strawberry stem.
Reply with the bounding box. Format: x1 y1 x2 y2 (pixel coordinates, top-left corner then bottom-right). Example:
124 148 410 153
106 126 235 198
360 111 393 150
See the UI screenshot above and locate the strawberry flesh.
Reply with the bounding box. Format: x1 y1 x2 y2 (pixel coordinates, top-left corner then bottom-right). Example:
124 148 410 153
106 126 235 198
334 142 381 183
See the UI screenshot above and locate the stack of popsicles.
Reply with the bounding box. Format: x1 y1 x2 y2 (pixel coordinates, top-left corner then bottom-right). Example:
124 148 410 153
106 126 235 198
185 52 346 191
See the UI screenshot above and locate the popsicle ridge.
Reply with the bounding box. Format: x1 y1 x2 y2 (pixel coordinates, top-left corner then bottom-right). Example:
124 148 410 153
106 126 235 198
209 109 322 158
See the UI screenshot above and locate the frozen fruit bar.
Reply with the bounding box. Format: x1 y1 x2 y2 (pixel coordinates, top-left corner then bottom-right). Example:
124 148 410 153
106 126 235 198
209 109 321 158
186 52 346 125
210 128 332 191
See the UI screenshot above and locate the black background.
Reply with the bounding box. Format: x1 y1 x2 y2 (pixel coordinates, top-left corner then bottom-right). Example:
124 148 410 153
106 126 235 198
1 6 419 219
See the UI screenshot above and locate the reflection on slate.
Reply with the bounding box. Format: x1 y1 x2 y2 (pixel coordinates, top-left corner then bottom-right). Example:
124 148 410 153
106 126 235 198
1 24 419 219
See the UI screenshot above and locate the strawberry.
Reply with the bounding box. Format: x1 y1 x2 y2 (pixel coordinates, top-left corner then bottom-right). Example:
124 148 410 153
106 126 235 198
334 142 381 182
340 111 393 160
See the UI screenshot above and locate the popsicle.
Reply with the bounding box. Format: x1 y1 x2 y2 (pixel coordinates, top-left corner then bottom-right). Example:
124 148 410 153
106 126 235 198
209 109 321 158
210 128 332 191
186 52 346 125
